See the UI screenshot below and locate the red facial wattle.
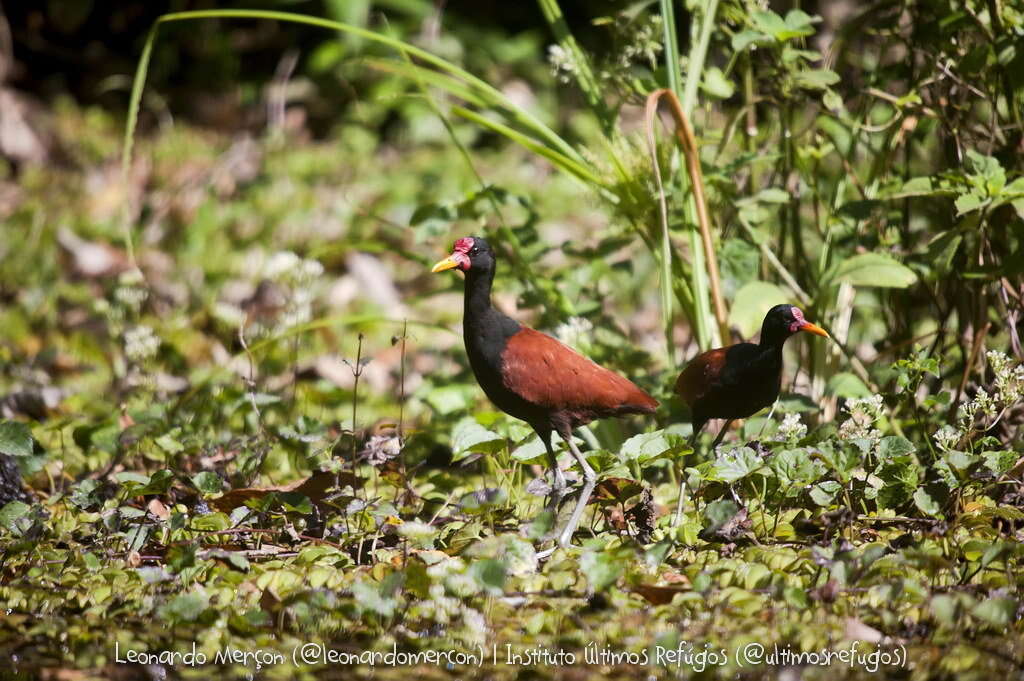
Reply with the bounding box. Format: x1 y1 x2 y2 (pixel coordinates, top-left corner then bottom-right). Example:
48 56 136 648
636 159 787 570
789 306 806 333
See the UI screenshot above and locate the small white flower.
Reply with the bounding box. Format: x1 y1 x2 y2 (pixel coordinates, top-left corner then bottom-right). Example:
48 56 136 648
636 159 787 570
838 395 884 446
933 425 959 451
124 325 160 362
547 44 578 83
113 268 148 312
777 412 807 442
459 607 488 646
263 251 301 280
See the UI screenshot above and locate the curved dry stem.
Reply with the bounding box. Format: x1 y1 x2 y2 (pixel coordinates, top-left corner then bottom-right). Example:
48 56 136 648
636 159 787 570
644 88 730 344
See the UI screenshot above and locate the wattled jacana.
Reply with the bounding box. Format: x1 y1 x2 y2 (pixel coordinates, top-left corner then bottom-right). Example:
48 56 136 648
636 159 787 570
676 304 829 448
672 304 828 522
432 236 658 550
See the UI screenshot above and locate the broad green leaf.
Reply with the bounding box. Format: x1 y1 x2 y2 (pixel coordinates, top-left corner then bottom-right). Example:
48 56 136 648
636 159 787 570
159 592 209 623
701 499 742 534
0 421 33 457
794 68 840 90
878 436 915 462
833 253 917 288
191 512 231 532
913 488 942 517
971 598 1017 628
930 594 959 626
810 481 842 506
0 501 31 534
580 549 625 591
469 558 507 595
511 435 548 464
826 372 872 398
729 282 789 338
771 448 826 488
701 66 735 99
450 418 505 460
619 430 673 463
191 472 223 496
709 447 764 484
954 193 987 215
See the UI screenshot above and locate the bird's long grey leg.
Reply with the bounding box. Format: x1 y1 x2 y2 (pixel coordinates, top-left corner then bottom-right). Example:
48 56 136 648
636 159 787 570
559 433 596 546
757 403 777 438
555 478 596 549
708 419 741 502
710 419 734 451
546 434 567 496
674 421 706 527
564 433 596 483
536 432 598 558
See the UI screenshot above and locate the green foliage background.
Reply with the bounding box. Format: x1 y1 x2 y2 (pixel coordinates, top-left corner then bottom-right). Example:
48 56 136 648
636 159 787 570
0 0 1023 678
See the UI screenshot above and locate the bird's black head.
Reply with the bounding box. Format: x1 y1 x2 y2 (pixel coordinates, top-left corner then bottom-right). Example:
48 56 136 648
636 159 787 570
760 304 830 347
431 236 495 275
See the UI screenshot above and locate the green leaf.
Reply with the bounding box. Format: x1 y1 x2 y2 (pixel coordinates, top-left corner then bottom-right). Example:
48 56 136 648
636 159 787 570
124 524 150 553
701 499 742 534
279 492 313 514
709 447 764 484
755 188 791 203
469 558 507 595
0 501 31 533
913 487 942 517
115 472 151 486
930 594 959 626
794 68 840 90
826 372 872 398
700 66 735 99
155 432 185 454
191 472 223 496
351 580 398 617
159 592 209 623
731 29 769 52
580 549 625 591
982 450 1019 475
136 469 175 496
833 253 917 288
955 193 987 215
729 282 789 338
771 448 825 488
511 435 548 464
450 418 505 460
191 512 231 532
0 421 33 457
878 436 915 462
619 430 674 463
971 597 1017 628
810 481 842 506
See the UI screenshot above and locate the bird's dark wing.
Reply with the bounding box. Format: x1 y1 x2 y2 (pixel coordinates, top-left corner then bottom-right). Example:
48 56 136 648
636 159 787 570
674 347 728 406
674 343 762 407
500 327 658 414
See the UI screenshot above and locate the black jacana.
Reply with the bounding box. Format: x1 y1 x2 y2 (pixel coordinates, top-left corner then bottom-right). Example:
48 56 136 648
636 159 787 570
432 236 658 551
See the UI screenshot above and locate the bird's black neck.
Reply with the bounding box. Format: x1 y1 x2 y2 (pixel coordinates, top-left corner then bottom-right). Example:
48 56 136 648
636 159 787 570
758 324 792 353
464 266 496 327
462 266 520 361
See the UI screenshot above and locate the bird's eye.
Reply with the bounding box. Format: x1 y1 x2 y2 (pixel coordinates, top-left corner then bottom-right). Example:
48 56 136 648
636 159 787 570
470 247 479 255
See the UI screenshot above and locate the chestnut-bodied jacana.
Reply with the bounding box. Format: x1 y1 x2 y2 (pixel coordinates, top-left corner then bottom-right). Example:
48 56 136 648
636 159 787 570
673 304 829 520
432 236 658 551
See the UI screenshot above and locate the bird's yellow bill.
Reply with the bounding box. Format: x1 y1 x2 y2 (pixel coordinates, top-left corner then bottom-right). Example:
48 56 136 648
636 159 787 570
801 322 830 338
431 256 460 273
